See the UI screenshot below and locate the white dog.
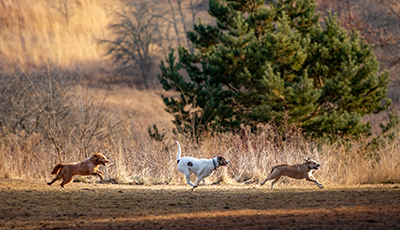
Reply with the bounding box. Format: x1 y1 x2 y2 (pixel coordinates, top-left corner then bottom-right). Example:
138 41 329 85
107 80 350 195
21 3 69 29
176 141 229 191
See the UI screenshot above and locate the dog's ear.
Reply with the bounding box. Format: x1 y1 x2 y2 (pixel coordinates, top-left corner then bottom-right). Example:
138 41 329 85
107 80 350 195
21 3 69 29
92 152 100 157
304 157 310 162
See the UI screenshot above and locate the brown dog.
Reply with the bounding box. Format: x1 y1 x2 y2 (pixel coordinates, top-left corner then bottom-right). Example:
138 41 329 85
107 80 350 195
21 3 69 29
47 153 109 188
260 157 323 189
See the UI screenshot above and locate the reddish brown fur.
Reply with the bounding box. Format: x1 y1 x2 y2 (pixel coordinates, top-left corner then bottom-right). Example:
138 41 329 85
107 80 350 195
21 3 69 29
47 153 109 188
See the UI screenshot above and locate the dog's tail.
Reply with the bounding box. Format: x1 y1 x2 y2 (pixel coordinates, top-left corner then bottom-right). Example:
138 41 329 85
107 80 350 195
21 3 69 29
176 141 182 163
50 163 64 175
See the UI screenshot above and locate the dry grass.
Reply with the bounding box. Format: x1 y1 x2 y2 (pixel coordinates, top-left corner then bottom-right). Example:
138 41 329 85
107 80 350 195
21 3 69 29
0 0 399 188
0 0 210 69
0 0 118 66
0 83 400 187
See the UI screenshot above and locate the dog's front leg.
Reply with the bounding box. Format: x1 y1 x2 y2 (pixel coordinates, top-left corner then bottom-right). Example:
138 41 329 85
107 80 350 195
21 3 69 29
306 175 323 188
192 171 211 191
191 178 201 191
92 171 104 181
192 175 205 191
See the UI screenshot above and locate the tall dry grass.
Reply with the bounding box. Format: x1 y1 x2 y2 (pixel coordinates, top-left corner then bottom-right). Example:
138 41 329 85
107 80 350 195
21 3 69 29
0 65 399 186
0 0 116 66
1 119 400 186
0 0 208 69
0 0 399 187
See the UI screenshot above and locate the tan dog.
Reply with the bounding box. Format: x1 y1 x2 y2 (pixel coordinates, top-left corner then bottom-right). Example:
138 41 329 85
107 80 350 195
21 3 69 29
47 153 109 188
260 157 323 189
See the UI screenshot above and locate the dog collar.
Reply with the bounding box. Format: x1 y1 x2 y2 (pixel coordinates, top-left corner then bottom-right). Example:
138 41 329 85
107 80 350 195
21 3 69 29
212 158 217 170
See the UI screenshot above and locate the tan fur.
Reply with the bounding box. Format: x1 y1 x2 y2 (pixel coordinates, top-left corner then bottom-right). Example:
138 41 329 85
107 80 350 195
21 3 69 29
260 158 324 189
47 153 109 188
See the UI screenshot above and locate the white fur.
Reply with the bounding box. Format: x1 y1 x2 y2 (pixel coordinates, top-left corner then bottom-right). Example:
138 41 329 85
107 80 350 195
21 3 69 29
176 141 228 190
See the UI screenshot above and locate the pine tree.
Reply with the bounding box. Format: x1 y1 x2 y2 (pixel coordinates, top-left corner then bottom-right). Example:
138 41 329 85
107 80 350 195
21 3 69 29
157 0 391 140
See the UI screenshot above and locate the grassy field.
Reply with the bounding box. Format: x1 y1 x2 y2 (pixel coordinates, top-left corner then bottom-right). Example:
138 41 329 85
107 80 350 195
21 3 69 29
1 84 400 186
1 179 399 229
1 2 400 229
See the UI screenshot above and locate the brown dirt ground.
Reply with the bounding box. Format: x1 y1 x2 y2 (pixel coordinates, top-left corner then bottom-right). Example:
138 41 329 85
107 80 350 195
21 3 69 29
0 179 399 229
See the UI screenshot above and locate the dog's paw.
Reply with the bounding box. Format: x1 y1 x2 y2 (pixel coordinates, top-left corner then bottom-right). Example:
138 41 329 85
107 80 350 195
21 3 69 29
318 184 324 189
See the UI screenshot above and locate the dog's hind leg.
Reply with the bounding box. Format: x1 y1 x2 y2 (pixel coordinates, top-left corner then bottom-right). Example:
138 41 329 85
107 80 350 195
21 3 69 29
260 176 271 186
270 176 282 189
261 174 277 186
178 167 194 187
47 173 62 186
184 174 195 187
60 175 73 188
261 169 282 188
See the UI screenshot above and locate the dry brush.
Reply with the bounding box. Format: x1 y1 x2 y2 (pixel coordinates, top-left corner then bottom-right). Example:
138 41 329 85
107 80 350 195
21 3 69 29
0 66 399 186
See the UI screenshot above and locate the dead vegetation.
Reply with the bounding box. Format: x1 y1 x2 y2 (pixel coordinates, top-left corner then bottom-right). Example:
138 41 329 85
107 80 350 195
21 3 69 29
0 63 400 187
0 0 400 187
0 2 400 228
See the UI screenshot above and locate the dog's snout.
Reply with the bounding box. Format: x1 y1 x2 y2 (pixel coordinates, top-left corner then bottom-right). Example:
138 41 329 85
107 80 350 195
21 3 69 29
102 159 109 165
222 159 229 166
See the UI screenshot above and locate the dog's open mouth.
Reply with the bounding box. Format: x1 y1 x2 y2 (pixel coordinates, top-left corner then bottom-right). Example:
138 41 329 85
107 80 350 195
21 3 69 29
313 165 320 170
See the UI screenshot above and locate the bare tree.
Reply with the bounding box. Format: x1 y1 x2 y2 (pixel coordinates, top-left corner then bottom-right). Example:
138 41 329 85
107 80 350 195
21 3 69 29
0 62 121 162
373 0 400 69
46 0 74 26
98 1 160 89
176 0 194 54
0 63 78 161
151 0 205 55
167 0 182 46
